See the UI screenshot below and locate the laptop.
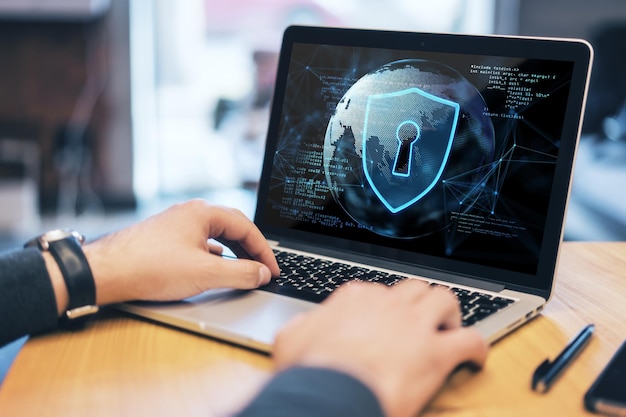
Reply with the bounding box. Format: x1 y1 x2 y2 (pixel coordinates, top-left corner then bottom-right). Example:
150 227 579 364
115 26 593 352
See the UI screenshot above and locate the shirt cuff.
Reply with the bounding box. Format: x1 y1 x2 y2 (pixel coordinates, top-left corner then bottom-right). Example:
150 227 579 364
0 248 59 347
236 366 385 417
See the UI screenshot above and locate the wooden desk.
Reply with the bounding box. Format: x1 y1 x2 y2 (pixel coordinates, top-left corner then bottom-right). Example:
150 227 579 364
0 242 624 417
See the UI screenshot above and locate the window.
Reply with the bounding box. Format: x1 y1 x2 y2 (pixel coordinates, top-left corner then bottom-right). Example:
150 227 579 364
130 0 495 202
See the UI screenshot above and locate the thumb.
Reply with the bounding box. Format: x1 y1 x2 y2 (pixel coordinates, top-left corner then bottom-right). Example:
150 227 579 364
441 328 490 370
207 257 272 289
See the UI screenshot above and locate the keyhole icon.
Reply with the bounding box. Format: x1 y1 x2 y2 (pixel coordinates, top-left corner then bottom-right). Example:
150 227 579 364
393 120 421 176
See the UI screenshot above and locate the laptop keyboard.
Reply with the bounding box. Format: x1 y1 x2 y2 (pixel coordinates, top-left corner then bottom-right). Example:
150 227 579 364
265 249 516 327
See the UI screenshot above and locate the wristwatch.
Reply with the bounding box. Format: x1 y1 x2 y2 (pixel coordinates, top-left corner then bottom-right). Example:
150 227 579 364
25 229 99 323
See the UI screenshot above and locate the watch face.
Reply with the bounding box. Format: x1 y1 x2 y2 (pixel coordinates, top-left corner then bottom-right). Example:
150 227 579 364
41 229 82 242
26 229 84 251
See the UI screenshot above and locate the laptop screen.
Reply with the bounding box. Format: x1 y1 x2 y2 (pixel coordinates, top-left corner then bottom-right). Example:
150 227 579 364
256 27 592 295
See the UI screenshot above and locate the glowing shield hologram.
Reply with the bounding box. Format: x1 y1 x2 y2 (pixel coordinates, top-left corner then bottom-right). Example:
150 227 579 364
323 58 494 238
362 88 460 213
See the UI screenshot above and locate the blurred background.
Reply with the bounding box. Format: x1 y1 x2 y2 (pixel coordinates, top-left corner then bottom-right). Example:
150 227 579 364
1 0 626 250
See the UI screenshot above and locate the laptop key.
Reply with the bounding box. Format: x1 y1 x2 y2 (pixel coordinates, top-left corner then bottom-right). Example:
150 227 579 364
270 249 516 326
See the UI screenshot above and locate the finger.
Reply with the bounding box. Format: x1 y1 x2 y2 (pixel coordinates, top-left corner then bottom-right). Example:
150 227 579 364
439 327 490 370
324 280 384 305
204 256 272 289
274 311 307 348
219 239 254 259
390 278 432 303
392 277 430 293
215 237 280 277
207 242 224 255
411 286 463 330
273 312 308 369
281 311 306 334
202 206 280 276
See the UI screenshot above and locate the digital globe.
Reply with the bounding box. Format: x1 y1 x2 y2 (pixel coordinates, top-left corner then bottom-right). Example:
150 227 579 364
323 59 495 238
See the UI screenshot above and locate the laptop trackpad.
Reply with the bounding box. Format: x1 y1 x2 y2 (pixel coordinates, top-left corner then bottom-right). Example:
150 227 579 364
121 289 316 351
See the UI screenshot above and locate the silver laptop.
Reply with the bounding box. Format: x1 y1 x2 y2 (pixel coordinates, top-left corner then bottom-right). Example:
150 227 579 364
115 26 593 352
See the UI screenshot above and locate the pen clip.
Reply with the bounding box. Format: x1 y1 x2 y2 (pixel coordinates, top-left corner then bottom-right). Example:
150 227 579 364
531 358 552 392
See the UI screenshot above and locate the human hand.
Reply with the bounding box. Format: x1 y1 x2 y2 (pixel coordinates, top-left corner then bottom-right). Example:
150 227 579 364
272 280 489 417
82 199 280 306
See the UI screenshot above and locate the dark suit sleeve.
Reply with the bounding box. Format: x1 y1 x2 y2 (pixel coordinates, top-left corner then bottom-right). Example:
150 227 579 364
235 366 386 417
0 248 59 347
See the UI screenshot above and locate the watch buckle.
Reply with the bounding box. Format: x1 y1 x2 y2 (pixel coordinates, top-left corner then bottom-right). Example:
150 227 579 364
65 305 99 320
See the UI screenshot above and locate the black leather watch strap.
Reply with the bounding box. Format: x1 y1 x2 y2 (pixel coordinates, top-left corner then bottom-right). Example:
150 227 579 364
25 230 98 322
47 237 97 311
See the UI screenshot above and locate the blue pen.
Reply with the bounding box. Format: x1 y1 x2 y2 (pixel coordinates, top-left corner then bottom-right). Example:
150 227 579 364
532 323 595 393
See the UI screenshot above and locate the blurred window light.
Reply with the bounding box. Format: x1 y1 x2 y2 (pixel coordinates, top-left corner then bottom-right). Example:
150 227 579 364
130 0 495 200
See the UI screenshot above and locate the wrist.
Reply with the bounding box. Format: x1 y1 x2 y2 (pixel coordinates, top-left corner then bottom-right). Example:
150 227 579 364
82 241 115 305
82 235 132 306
